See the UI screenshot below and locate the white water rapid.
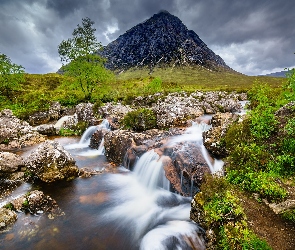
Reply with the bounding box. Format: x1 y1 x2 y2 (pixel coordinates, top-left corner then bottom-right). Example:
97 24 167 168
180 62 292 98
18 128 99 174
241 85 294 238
64 119 110 156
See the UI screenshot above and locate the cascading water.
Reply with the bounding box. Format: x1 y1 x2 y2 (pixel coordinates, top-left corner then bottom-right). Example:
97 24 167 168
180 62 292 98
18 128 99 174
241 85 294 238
133 150 170 192
64 119 110 156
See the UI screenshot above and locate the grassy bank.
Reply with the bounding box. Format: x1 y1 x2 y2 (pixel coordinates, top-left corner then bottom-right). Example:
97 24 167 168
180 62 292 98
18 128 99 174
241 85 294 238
0 67 284 119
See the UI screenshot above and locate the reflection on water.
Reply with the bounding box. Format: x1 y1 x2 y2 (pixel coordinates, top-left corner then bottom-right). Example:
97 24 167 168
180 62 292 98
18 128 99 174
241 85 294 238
0 136 205 250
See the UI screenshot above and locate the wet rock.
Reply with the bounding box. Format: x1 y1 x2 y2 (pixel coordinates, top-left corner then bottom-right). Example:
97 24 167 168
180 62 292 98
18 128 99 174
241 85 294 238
0 208 17 230
105 128 185 166
203 112 239 158
163 143 211 196
104 130 152 164
0 109 46 150
24 140 79 182
10 190 63 216
79 168 104 178
89 128 109 149
0 152 24 173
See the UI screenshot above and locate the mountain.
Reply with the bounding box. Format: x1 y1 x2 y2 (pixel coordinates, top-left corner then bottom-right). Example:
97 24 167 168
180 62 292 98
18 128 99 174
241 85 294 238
261 70 290 78
99 11 230 72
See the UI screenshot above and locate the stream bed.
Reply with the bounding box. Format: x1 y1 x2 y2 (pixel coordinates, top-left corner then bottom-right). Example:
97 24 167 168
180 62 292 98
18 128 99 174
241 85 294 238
0 135 206 250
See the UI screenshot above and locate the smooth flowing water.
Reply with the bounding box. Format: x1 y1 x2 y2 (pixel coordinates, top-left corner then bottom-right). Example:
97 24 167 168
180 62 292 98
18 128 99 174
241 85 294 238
0 121 207 250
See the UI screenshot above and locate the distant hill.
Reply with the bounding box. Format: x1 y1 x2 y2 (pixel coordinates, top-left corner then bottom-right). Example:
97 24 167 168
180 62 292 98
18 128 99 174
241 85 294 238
261 70 290 78
99 11 231 72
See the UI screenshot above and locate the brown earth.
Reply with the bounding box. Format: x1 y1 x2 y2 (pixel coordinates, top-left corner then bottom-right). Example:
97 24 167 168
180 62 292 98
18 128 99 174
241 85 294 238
239 191 295 250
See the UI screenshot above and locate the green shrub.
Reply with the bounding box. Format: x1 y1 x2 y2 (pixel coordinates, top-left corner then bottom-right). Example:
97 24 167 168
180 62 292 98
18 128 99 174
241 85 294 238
122 108 157 131
282 209 295 223
218 225 271 250
227 170 287 202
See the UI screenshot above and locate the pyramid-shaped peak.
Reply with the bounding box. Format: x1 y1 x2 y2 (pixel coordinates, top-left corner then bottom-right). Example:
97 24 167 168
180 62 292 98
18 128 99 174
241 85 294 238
99 12 229 71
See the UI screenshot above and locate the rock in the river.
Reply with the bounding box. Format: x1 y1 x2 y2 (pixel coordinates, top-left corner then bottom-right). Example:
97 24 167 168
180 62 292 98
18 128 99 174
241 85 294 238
203 112 239 157
162 142 211 196
9 190 63 216
104 130 152 164
0 152 24 173
0 109 46 150
0 208 17 230
24 140 79 182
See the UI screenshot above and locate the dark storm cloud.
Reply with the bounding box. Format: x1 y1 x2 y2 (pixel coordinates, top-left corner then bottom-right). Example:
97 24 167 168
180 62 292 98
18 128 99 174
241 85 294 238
0 0 294 75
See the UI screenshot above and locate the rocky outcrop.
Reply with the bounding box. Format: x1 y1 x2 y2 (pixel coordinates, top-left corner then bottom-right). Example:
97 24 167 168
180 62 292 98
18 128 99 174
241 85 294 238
153 93 204 128
203 112 240 157
28 102 62 126
0 109 46 150
24 140 79 182
99 11 229 71
275 101 295 117
0 208 17 230
0 152 24 173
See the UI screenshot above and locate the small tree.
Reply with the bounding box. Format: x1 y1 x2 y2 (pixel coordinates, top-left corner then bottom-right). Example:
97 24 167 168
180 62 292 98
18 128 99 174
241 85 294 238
58 17 113 101
0 53 25 99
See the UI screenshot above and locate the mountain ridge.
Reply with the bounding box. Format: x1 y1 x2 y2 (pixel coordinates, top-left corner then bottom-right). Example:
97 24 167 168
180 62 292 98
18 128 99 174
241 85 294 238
99 11 230 72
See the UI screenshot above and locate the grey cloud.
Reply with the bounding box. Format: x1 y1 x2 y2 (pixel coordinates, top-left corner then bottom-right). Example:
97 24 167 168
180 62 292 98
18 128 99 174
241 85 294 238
0 0 294 74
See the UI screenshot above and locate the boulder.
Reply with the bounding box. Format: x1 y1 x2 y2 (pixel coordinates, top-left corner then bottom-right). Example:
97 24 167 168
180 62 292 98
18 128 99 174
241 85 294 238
24 140 79 182
9 190 63 217
28 111 51 126
104 130 152 164
89 128 109 149
162 142 211 196
203 112 239 158
34 124 57 136
0 152 24 173
0 208 17 230
75 103 94 123
0 109 46 150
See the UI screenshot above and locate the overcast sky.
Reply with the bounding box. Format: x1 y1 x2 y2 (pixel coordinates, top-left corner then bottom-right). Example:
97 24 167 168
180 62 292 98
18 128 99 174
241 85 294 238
0 0 294 76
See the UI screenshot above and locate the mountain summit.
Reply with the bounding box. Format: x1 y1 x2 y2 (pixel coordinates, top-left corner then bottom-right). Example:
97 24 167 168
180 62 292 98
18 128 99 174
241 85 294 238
99 11 229 72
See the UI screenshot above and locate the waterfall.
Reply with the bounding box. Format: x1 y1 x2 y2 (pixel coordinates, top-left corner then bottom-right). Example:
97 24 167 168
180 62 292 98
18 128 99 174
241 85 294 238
64 119 110 156
133 150 170 191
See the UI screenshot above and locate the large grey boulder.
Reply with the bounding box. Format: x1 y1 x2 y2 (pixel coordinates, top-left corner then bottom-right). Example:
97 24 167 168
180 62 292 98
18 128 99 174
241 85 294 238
24 140 79 182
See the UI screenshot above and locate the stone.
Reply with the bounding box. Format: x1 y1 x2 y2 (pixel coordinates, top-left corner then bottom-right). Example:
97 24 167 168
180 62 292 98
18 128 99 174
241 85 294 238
0 152 24 173
0 208 17 230
0 109 46 150
10 190 63 216
33 124 57 136
24 140 79 182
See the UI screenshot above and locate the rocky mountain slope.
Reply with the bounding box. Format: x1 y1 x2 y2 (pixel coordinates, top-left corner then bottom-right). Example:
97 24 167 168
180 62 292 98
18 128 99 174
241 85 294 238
99 10 230 72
